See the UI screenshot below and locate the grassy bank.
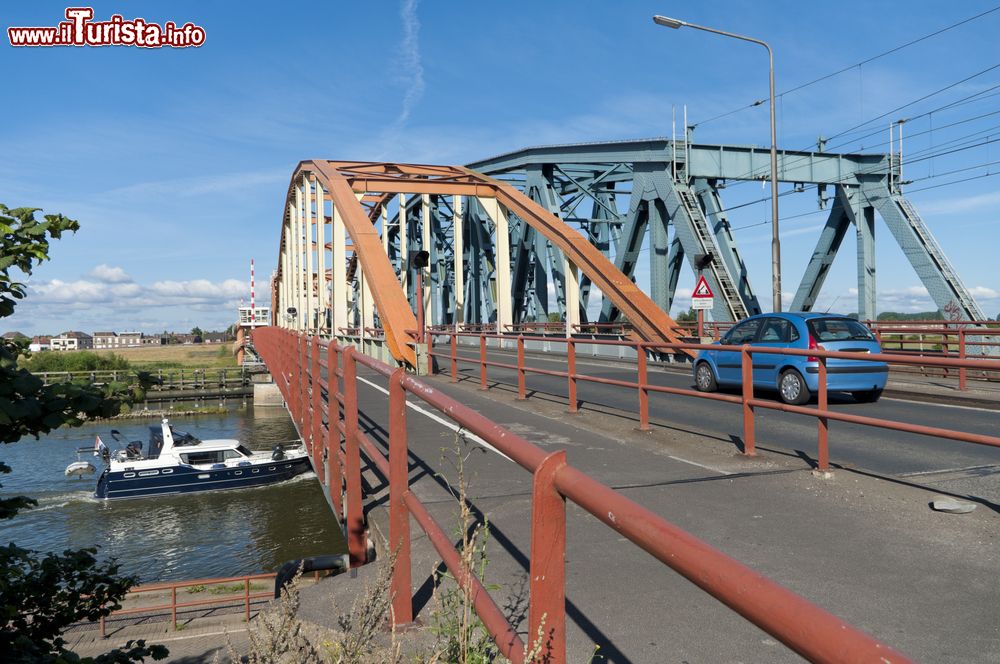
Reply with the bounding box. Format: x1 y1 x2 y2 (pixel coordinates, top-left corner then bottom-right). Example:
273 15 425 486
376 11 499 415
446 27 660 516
93 344 237 369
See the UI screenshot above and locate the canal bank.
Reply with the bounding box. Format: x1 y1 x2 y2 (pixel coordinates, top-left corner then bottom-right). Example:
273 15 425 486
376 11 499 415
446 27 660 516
1 403 345 582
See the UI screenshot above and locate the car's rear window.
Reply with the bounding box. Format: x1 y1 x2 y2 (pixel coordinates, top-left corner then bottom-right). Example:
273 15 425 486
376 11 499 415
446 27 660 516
807 318 874 342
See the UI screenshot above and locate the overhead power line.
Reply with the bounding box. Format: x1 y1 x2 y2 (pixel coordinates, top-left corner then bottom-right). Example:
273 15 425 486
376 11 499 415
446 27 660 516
694 5 1000 128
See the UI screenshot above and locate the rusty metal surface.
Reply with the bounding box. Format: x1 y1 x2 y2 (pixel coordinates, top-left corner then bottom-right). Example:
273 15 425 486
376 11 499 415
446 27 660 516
252 327 913 663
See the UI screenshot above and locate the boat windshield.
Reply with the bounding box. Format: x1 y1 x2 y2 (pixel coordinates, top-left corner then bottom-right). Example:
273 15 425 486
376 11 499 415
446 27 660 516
237 445 253 457
172 429 202 446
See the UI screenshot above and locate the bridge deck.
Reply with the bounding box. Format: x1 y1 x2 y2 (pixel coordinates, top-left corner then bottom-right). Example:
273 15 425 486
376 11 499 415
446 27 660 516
300 361 998 662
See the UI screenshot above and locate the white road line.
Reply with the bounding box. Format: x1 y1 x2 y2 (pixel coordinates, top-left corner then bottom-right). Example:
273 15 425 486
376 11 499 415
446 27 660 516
356 376 512 462
899 463 999 478
667 455 732 476
882 396 999 413
127 627 248 644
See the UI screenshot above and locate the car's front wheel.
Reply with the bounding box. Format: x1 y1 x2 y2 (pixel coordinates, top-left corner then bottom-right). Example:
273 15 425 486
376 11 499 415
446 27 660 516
694 362 718 392
778 369 810 405
852 389 883 403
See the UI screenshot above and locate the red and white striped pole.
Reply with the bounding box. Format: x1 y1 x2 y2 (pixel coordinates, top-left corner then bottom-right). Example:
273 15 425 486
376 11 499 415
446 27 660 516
250 258 255 311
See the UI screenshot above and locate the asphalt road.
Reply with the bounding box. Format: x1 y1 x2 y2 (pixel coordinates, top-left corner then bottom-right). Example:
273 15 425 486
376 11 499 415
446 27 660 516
446 348 1000 499
338 362 999 663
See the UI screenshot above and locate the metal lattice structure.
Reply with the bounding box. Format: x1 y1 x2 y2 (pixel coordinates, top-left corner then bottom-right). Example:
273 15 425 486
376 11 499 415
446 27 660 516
469 138 987 324
271 161 689 367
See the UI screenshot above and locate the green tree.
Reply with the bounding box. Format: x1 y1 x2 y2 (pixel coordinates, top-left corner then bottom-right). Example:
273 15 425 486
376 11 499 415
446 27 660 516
0 204 166 662
676 307 697 323
190 326 204 338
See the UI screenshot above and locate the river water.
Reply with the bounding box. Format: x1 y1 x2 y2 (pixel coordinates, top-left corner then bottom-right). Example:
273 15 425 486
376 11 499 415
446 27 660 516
0 405 345 582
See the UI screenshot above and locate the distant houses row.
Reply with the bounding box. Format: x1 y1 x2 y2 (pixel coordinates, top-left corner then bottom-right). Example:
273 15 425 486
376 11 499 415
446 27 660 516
1 330 232 352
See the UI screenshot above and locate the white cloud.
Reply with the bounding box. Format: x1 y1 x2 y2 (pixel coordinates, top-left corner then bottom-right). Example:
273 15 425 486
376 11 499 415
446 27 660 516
89 264 132 283
397 0 424 128
969 285 999 299
23 275 251 334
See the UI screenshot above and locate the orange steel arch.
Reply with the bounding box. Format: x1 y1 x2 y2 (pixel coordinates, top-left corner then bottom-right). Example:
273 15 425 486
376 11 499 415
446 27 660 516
275 161 687 368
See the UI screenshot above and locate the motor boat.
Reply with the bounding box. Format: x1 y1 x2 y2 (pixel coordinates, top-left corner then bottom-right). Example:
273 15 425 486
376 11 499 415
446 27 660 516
93 418 310 500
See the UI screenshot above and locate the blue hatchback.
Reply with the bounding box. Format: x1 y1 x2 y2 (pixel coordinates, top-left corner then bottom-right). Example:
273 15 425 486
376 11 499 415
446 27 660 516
692 313 888 405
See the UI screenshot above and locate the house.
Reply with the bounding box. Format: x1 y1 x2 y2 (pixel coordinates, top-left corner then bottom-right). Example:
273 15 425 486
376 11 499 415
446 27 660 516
202 332 230 344
171 333 201 345
141 335 166 346
1 331 29 342
50 331 94 351
93 331 144 349
29 335 51 352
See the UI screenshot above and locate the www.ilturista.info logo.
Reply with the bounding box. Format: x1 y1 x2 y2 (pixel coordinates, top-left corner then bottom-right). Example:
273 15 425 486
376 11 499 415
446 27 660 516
7 7 206 48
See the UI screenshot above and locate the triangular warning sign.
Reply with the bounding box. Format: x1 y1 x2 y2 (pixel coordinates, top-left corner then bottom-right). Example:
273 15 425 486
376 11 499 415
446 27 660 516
692 275 714 298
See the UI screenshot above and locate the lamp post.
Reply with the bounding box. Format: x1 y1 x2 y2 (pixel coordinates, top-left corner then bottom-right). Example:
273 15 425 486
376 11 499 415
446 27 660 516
653 15 782 313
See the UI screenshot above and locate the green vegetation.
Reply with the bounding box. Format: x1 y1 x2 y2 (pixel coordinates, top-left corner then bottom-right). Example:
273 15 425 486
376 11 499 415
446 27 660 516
0 204 166 662
21 350 130 373
876 310 943 321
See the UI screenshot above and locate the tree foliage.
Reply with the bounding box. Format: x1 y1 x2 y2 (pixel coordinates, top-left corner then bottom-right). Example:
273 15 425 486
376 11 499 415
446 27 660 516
0 204 166 662
21 350 131 373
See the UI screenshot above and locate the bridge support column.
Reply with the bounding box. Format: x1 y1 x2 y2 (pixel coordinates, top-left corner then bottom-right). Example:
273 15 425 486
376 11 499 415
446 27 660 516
856 201 877 321
292 188 304 330
315 177 328 334
453 195 464 327
421 194 433 327
479 197 512 332
304 176 315 332
332 202 348 336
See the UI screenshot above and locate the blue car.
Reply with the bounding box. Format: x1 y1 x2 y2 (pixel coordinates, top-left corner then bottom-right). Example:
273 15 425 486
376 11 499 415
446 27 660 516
692 313 888 405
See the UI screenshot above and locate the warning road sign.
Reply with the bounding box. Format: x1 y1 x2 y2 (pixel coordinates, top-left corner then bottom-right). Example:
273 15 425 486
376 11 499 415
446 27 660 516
692 275 714 310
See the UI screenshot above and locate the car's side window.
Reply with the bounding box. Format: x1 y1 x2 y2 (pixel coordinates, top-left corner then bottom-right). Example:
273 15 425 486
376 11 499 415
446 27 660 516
727 319 762 344
759 318 799 343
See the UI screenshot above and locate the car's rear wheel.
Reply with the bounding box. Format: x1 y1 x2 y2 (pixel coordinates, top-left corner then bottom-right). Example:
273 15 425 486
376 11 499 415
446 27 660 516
695 362 718 392
778 369 810 405
852 388 883 403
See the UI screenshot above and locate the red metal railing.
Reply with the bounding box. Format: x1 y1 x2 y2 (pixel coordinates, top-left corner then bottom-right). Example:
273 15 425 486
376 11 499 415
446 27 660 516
428 331 1000 471
253 326 912 663
97 573 277 636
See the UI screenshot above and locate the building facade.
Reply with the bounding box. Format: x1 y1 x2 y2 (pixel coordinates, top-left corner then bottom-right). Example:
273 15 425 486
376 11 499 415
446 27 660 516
50 331 94 351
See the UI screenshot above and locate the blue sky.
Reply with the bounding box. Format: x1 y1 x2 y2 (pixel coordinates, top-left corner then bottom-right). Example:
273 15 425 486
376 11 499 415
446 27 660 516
3 1 999 336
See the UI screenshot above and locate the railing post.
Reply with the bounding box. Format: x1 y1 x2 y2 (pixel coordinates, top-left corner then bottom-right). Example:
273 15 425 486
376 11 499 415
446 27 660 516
343 348 365 566
100 614 106 638
529 450 568 664
817 357 829 471
479 335 488 391
388 369 414 625
517 335 526 400
171 586 177 631
741 347 755 456
327 341 342 504
567 339 577 413
637 345 650 431
450 332 458 383
244 577 251 622
311 336 324 484
959 330 967 391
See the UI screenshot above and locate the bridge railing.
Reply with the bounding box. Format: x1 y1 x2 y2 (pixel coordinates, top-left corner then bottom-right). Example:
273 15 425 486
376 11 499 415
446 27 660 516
253 327 910 663
428 331 1000 472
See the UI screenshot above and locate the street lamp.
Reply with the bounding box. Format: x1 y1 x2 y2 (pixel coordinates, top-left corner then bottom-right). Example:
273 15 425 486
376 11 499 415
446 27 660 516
653 15 782 313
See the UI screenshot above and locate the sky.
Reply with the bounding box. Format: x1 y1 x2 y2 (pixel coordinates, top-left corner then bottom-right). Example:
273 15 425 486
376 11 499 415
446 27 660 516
2 0 999 336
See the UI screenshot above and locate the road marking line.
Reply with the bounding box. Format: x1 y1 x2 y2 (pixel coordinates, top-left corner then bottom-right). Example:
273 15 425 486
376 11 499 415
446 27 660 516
883 396 999 413
899 463 999 478
667 455 732 476
356 376 512 462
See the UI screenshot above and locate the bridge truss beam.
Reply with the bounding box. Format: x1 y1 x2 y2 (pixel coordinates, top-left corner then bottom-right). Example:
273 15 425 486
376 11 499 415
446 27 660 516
470 139 986 323
272 161 689 368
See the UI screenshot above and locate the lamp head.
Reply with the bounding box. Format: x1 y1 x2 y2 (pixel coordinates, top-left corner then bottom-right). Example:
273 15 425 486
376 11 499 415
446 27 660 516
653 15 686 29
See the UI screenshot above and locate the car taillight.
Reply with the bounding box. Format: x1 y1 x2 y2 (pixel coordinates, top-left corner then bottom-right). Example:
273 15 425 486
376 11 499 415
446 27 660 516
808 335 824 362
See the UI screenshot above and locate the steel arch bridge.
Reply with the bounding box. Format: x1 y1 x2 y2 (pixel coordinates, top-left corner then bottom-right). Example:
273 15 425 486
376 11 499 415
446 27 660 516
271 141 987 368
